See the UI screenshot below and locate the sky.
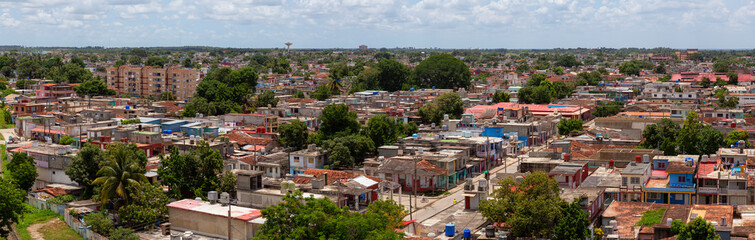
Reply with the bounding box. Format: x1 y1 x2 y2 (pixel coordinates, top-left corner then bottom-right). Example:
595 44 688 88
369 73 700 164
0 0 754 49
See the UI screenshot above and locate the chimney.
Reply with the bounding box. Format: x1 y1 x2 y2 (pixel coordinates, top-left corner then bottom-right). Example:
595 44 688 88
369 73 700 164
636 155 642 163
609 159 615 168
563 153 571 162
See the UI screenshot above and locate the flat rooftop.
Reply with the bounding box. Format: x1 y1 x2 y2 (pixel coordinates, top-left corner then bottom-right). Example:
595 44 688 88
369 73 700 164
166 199 263 222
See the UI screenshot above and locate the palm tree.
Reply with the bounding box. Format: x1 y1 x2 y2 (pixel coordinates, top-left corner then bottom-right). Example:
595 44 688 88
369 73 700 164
92 144 148 207
327 78 342 95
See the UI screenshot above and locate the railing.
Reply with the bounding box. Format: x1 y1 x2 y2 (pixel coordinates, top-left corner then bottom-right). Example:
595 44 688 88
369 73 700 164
698 187 718 194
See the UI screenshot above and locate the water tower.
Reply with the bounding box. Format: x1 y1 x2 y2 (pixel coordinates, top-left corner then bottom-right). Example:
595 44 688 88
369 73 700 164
285 42 292 53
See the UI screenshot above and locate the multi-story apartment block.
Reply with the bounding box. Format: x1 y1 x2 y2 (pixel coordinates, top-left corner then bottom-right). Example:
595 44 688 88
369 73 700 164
106 66 200 100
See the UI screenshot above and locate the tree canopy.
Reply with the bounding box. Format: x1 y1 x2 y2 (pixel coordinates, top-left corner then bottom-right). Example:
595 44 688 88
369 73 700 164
376 59 411 92
318 104 360 139
66 143 105 198
492 91 510 103
640 112 724 156
256 191 405 240
8 152 38 191
557 119 583 135
279 120 309 150
0 176 26 237
184 67 258 117
418 92 464 124
75 78 116 97
414 54 471 89
158 142 224 199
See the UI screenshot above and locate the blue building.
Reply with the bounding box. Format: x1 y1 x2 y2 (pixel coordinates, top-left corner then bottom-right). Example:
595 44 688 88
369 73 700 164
180 122 219 137
161 120 187 134
644 160 696 205
480 125 505 138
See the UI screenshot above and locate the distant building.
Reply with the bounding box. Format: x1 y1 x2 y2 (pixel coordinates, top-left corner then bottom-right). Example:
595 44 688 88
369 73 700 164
358 45 368 50
106 66 199 100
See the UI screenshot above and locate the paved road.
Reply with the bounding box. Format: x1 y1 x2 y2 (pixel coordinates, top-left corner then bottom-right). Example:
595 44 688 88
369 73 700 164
405 157 521 223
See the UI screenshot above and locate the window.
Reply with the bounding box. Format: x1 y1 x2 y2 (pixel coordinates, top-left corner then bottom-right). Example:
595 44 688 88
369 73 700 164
293 156 300 163
308 157 314 164
678 176 686 183
622 177 627 186
658 162 666 169
648 192 661 199
631 177 640 185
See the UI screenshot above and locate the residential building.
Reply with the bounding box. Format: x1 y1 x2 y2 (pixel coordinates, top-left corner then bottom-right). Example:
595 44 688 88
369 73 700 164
106 65 200 100
289 144 327 175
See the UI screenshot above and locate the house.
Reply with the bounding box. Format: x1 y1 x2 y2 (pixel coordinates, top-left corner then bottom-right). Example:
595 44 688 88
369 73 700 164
696 158 750 206
375 158 448 193
167 199 265 240
251 152 289 178
619 159 652 202
548 158 589 189
19 143 77 189
644 160 697 205
289 144 327 175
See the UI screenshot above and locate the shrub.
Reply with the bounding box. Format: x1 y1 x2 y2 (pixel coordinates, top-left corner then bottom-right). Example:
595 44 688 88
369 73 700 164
83 212 113 235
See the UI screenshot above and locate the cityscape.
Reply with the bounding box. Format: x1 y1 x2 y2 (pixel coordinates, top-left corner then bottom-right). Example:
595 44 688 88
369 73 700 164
1 1 755 240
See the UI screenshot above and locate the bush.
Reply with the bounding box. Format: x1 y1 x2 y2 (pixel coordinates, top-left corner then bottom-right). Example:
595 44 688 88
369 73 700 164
109 227 140 240
83 212 113 235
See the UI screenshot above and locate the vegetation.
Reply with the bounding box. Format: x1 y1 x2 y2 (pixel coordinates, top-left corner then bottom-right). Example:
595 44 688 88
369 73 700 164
59 136 75 145
0 176 26 237
65 143 105 198
364 114 417 148
158 143 223 199
635 208 666 227
255 90 279 108
418 92 464 125
479 171 582 238
594 101 624 117
676 217 720 240
414 54 471 89
108 227 140 240
640 112 724 155
183 67 257 117
92 143 148 208
255 191 405 240
553 201 590 240
117 182 169 227
278 120 309 150
725 130 752 148
557 119 583 135
492 91 510 103
7 152 38 191
16 204 82 240
83 212 113 235
74 78 116 97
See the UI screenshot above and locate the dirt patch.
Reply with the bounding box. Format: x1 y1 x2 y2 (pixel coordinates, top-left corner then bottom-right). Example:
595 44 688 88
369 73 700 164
38 218 82 240
26 218 60 240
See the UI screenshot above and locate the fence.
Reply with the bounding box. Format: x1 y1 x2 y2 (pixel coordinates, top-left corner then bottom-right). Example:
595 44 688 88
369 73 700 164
26 197 107 240
63 209 108 240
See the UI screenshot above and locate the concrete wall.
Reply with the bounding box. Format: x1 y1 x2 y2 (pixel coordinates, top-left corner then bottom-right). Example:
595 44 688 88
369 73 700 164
168 207 259 240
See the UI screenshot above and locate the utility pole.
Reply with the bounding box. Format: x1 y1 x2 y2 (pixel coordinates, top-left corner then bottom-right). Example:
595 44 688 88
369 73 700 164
227 202 231 240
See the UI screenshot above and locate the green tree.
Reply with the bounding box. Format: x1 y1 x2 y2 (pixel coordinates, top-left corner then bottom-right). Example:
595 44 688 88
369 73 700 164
365 114 408 148
414 54 471 89
552 81 572 99
354 67 379 91
480 172 563 238
0 176 26 237
715 77 727 87
256 90 279 108
555 55 580 68
516 63 530 73
8 152 38 191
326 78 343 95
553 66 564 75
113 60 125 67
725 130 751 148
575 71 603 86
182 58 193 68
435 92 464 119
311 85 332 101
640 118 681 155
727 72 739 85
533 86 553 104
219 171 237 198
92 143 148 207
256 191 404 240
66 143 105 198
594 101 624 117
109 227 140 240
328 143 354 168
75 78 116 97
59 136 75 145
654 64 666 74
376 59 411 91
292 90 306 99
17 59 42 79
553 200 590 240
279 120 309 150
527 73 548 87
118 182 169 227
188 67 257 116
700 77 711 88
145 56 168 68
558 119 584 135
83 211 113 235
677 217 720 240
619 61 640 76
128 55 142 65
158 143 223 199
418 102 442 125
320 135 376 166
318 104 360 139
492 91 510 103
713 60 729 73
677 111 724 155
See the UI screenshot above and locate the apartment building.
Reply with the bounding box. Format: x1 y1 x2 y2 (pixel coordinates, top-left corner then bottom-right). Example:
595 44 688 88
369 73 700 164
106 65 200 100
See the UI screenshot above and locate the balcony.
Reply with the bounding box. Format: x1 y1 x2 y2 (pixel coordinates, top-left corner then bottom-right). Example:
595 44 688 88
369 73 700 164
698 187 718 194
722 188 748 195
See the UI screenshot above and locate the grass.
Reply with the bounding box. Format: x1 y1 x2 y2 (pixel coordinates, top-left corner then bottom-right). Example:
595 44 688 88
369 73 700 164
0 124 13 129
16 204 82 240
635 208 667 227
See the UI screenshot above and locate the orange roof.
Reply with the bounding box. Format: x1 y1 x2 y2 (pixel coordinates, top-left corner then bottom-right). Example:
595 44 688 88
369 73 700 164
298 169 359 184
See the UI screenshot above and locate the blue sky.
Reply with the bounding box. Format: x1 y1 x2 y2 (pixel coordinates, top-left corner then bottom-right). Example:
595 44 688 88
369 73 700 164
0 0 754 49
